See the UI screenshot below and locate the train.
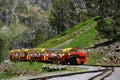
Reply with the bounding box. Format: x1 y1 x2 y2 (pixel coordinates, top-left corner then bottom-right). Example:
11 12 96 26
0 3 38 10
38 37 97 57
9 48 87 65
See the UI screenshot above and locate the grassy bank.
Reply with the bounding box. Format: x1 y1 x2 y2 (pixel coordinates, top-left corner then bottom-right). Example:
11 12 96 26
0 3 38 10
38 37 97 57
0 62 88 79
38 16 99 48
87 53 104 65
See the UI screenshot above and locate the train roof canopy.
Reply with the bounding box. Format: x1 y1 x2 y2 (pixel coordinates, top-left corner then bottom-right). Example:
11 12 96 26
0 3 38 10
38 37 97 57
34 48 46 52
45 48 62 51
62 48 73 52
10 50 20 53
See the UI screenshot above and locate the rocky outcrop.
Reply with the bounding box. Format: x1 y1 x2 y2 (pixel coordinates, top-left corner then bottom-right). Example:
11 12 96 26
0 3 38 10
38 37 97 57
0 62 14 74
87 41 120 65
31 0 85 12
0 0 56 49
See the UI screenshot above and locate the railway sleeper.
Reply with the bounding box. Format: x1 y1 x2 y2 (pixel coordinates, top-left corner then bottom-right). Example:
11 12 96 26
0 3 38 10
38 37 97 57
42 66 67 72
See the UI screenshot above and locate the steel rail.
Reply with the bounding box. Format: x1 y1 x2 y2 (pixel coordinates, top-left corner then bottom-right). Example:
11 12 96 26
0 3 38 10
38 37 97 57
28 68 112 80
88 67 114 80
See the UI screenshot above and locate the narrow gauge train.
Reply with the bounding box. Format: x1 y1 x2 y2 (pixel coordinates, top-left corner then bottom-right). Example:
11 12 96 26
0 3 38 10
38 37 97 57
9 48 87 65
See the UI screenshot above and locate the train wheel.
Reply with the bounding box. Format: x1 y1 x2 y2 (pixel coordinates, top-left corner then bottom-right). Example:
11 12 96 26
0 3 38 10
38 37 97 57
81 61 84 65
63 62 65 65
69 59 77 65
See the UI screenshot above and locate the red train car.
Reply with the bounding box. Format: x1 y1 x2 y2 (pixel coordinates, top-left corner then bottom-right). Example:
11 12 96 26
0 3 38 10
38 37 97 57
44 48 63 63
9 50 20 61
30 48 45 61
68 51 87 65
61 48 87 64
19 49 28 61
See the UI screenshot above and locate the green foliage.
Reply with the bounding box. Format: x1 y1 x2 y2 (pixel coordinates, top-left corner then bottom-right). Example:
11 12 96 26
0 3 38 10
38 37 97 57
85 0 99 17
31 30 44 47
15 62 43 72
38 17 99 48
62 26 96 48
48 0 79 34
96 19 112 33
88 53 104 65
96 0 120 39
0 20 4 28
0 62 44 79
0 66 21 79
0 70 16 79
96 18 120 39
16 0 28 13
0 38 5 62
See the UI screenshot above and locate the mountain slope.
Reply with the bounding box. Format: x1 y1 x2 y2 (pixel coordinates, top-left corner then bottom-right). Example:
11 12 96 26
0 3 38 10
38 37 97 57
0 0 50 47
0 0 50 57
38 16 99 48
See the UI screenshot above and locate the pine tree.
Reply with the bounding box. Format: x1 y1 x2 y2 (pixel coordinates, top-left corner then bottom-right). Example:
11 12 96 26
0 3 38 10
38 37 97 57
0 38 4 63
96 0 120 39
48 0 79 34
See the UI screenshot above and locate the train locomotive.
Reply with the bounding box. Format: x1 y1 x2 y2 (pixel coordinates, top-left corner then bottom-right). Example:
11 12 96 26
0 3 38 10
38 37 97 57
9 48 87 65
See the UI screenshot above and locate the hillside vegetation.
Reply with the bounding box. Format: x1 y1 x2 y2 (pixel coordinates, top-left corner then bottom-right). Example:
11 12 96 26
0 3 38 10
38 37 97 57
38 16 99 48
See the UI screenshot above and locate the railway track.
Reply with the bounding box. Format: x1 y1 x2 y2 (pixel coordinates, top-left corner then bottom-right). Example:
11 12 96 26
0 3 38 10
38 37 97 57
28 66 114 80
89 67 114 80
